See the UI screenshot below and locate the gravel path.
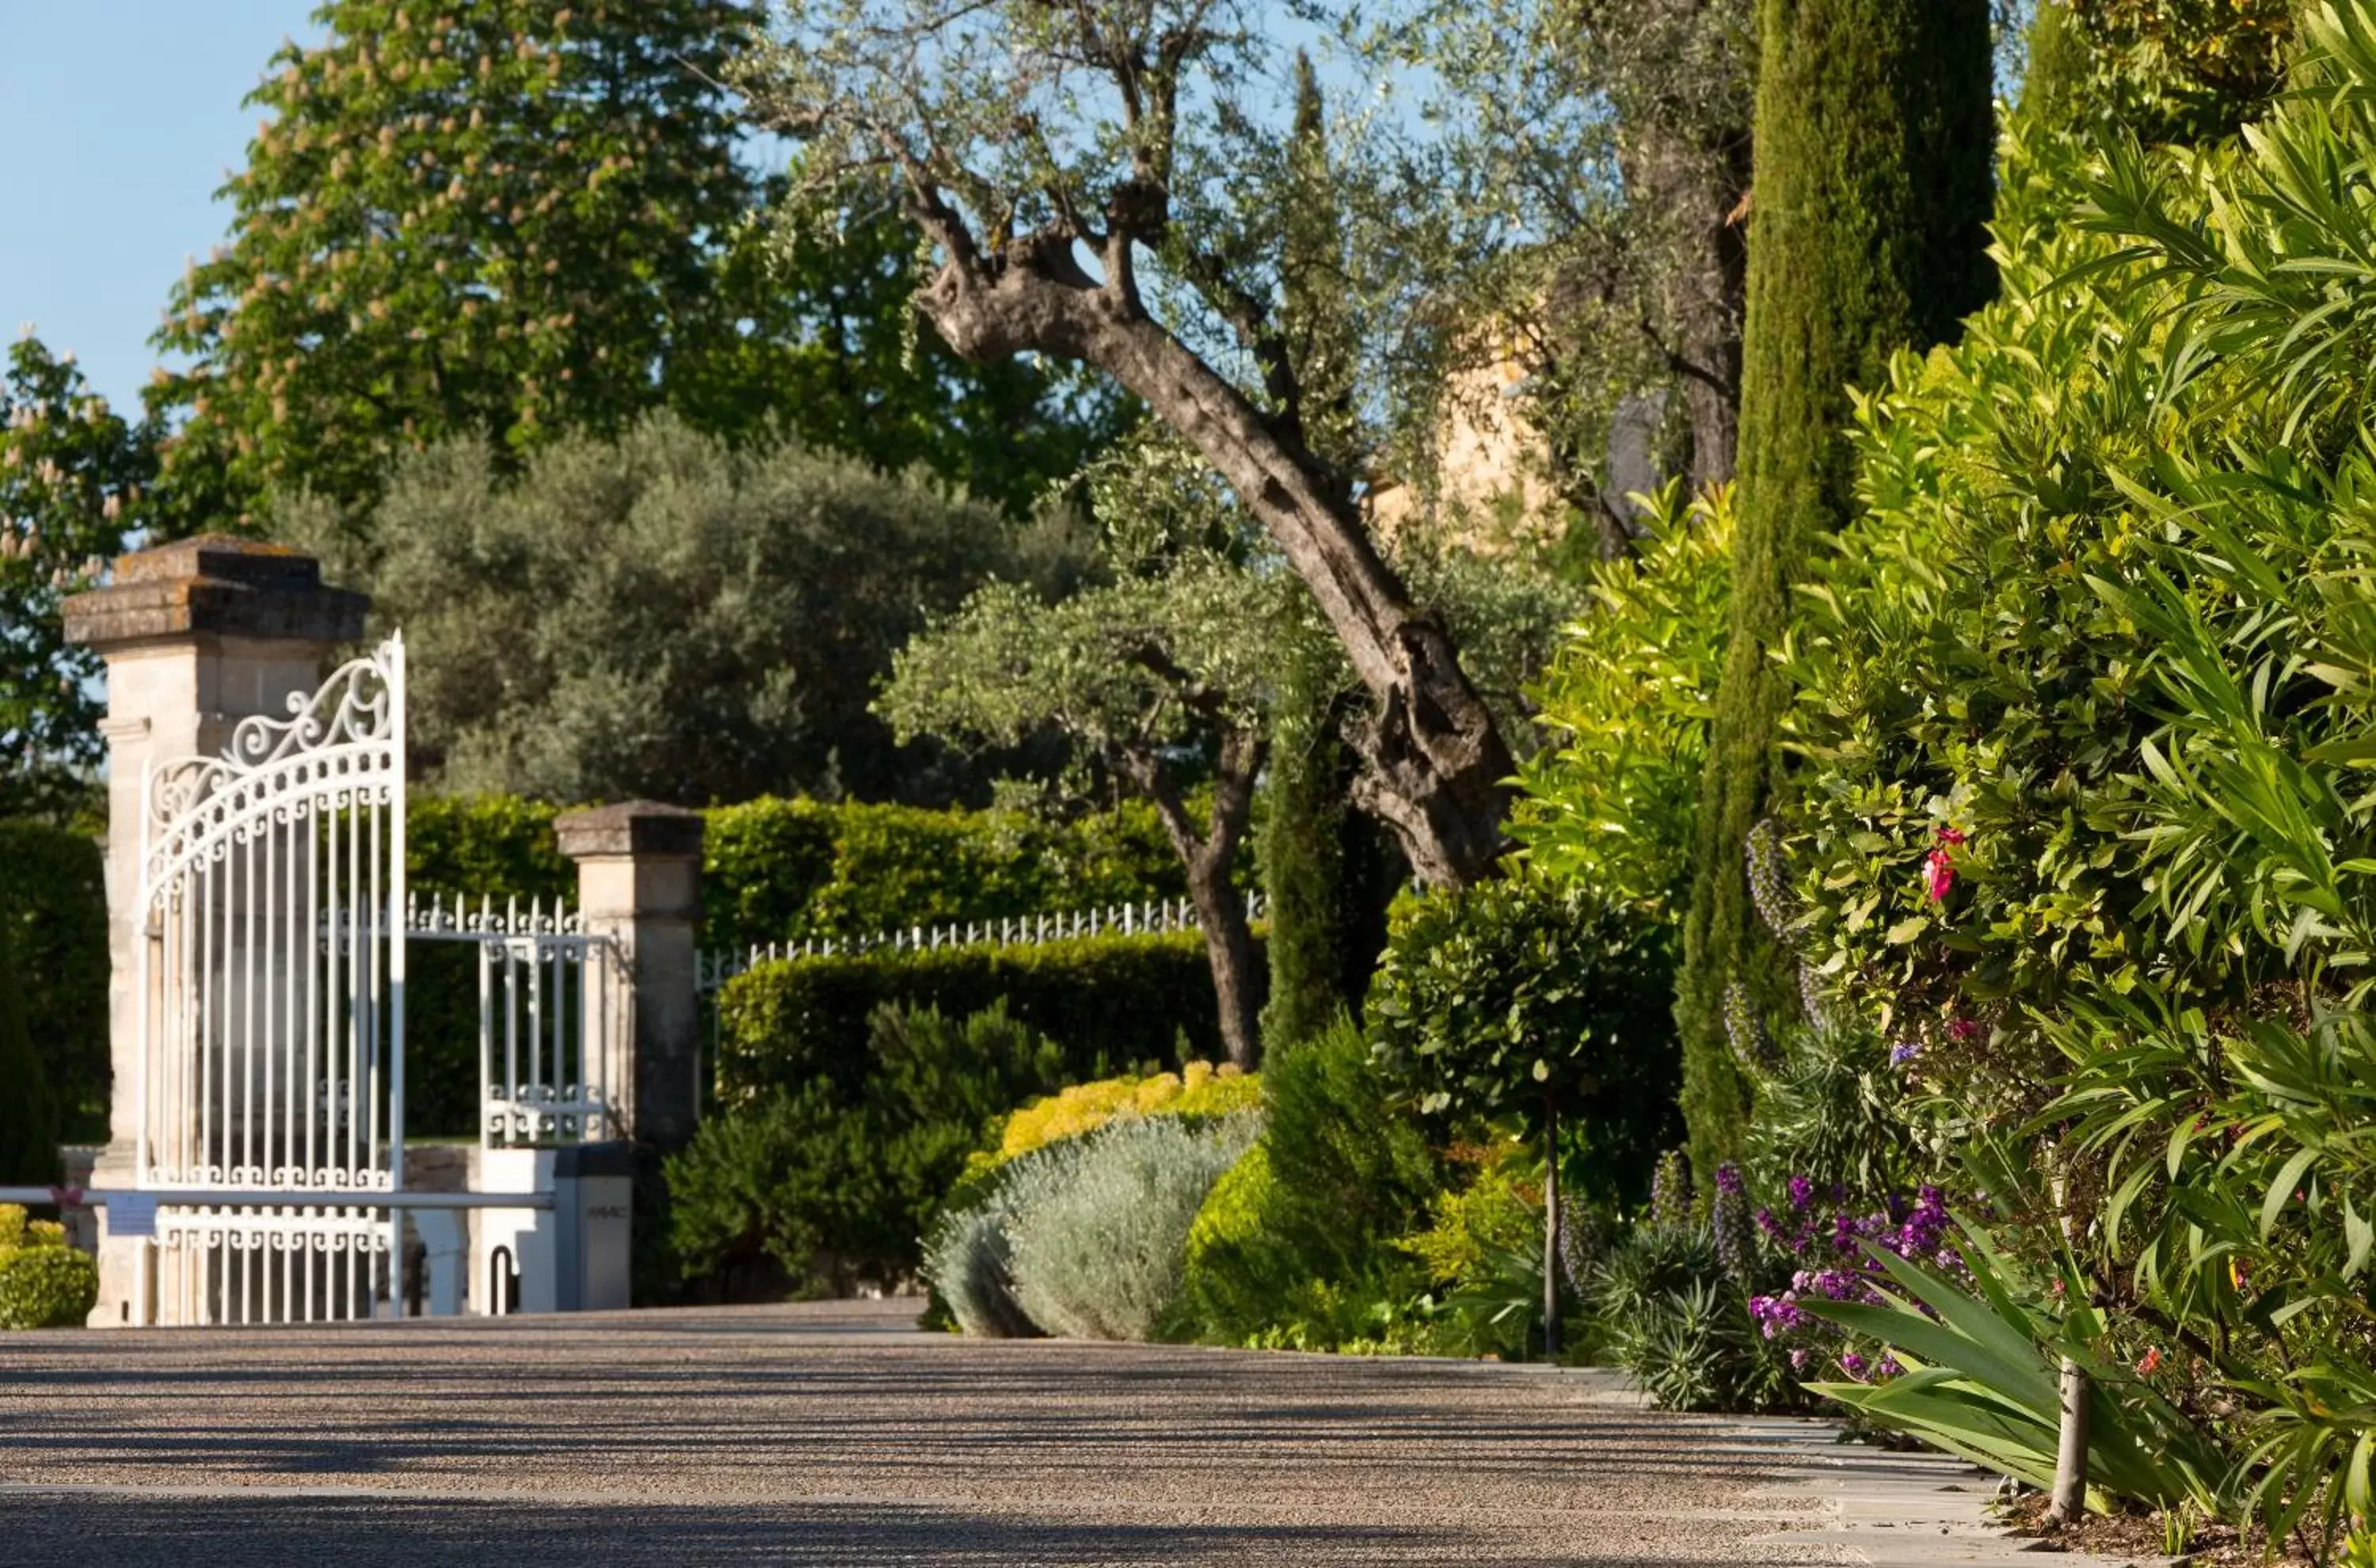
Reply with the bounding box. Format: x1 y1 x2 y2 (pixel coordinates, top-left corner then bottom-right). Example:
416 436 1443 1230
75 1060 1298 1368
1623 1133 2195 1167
0 1300 1868 1566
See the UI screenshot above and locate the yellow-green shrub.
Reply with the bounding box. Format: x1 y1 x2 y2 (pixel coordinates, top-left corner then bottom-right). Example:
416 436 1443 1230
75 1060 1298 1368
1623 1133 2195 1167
0 1203 94 1330
987 1060 1259 1166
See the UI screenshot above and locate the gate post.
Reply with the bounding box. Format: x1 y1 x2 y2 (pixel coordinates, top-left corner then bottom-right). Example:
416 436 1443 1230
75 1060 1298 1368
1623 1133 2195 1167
60 537 368 1326
552 801 704 1154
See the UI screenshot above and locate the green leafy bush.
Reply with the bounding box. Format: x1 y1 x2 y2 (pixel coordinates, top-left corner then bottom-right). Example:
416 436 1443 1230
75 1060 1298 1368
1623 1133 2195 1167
0 1245 95 1331
0 1205 93 1330
667 1000 1068 1295
716 930 1255 1102
1370 871 1679 1208
1513 484 1734 919
0 822 105 1144
1003 1113 1261 1341
1175 1020 1440 1348
1765 13 2376 1541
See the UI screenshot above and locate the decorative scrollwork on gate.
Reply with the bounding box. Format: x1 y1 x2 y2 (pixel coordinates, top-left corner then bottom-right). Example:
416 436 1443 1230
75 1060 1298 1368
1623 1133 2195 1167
140 637 403 898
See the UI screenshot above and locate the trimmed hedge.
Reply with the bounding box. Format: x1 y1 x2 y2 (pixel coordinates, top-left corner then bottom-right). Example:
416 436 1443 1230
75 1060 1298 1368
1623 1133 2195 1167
703 796 1190 952
0 822 105 1144
406 791 1194 951
391 793 1196 1136
717 929 1262 1104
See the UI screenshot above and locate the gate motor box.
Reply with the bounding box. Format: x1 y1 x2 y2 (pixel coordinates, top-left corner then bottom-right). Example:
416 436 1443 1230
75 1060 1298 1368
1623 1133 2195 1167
472 1141 634 1314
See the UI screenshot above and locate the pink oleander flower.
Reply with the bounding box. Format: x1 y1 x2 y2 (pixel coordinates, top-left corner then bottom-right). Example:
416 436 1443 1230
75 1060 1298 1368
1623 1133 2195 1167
1925 825 1966 902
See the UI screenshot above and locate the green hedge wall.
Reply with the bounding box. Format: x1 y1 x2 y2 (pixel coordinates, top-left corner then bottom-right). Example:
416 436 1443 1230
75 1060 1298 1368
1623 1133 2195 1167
715 929 1263 1105
703 796 1190 953
6 794 1206 1141
0 822 107 1144
406 792 1194 952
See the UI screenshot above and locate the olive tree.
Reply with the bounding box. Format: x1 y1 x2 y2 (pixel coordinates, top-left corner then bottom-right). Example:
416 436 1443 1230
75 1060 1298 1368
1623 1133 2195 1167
733 2 1535 885
880 551 1289 1067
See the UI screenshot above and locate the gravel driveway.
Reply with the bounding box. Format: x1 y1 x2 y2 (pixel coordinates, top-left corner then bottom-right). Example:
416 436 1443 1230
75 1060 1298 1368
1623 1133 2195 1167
0 1300 1871 1566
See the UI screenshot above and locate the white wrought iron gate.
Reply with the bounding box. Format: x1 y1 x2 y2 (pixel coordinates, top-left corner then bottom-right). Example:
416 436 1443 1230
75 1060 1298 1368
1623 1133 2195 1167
132 636 408 1325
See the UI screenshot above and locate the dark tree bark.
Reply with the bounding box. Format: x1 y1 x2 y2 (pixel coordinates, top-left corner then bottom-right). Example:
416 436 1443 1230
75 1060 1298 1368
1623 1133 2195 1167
916 245 1514 886
1127 728 1266 1068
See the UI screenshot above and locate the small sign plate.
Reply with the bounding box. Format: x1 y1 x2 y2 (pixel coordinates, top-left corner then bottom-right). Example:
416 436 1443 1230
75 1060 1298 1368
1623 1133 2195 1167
109 1193 158 1240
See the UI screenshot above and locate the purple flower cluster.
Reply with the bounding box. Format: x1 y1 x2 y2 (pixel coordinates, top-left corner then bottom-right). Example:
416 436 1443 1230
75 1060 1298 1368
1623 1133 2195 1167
1746 1180 1962 1383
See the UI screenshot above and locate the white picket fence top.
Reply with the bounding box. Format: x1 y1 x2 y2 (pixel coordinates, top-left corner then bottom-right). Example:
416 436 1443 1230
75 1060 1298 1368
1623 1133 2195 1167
403 889 589 938
695 891 1265 996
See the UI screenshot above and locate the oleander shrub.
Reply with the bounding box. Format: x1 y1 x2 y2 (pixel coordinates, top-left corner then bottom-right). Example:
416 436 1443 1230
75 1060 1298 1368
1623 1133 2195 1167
0 821 105 1144
1175 1019 1439 1348
1003 1113 1262 1341
0 1205 93 1330
667 1000 1068 1296
715 930 1258 1101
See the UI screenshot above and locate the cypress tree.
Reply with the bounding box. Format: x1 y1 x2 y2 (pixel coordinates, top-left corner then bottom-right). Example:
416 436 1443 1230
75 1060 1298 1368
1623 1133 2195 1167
1261 656 1357 1052
1676 0 1996 1178
1258 52 1395 1054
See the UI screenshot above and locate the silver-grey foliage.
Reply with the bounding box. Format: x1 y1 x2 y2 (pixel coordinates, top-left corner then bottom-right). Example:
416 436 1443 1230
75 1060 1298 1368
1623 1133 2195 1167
276 411 1088 805
1002 1113 1262 1342
922 1190 1039 1340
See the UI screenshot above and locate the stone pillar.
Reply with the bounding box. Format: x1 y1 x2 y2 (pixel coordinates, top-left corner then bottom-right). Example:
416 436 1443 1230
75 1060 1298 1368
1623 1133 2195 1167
61 536 368 1326
552 801 704 1155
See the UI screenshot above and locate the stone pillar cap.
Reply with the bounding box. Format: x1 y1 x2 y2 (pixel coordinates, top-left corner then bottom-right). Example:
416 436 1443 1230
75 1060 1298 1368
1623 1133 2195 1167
554 800 706 859
62 535 369 653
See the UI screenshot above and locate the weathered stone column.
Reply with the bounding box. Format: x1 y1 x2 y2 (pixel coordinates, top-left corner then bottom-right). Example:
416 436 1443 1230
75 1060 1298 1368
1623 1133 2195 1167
552 801 703 1155
61 536 368 1326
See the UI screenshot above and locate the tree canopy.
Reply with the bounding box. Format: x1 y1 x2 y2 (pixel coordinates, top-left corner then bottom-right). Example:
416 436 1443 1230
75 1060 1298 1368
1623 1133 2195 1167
152 0 1115 529
0 337 156 822
294 411 1087 806
730 0 1652 882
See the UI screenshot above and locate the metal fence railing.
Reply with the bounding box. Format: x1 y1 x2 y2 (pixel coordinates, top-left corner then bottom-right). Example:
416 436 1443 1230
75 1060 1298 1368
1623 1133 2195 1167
693 890 1264 997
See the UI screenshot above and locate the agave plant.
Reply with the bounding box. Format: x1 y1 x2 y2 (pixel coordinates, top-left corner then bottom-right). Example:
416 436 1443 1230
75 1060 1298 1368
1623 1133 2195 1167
1799 1223 2228 1514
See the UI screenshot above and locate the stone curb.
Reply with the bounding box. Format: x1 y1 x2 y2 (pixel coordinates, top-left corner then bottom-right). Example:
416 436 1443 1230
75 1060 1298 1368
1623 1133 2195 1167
1716 1412 2168 1566
1534 1369 2165 1566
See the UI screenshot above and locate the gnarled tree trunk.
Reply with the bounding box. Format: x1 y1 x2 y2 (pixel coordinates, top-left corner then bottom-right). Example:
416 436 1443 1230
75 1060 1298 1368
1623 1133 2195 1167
919 243 1514 888
1130 729 1267 1068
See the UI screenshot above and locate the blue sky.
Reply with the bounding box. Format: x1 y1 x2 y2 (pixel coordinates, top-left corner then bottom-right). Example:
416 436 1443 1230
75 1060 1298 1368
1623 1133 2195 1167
0 2 322 413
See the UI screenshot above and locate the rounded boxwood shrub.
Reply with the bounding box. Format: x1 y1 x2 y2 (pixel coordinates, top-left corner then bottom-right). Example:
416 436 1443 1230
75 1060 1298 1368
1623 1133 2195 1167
0 1229 95 1330
1003 1113 1259 1341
